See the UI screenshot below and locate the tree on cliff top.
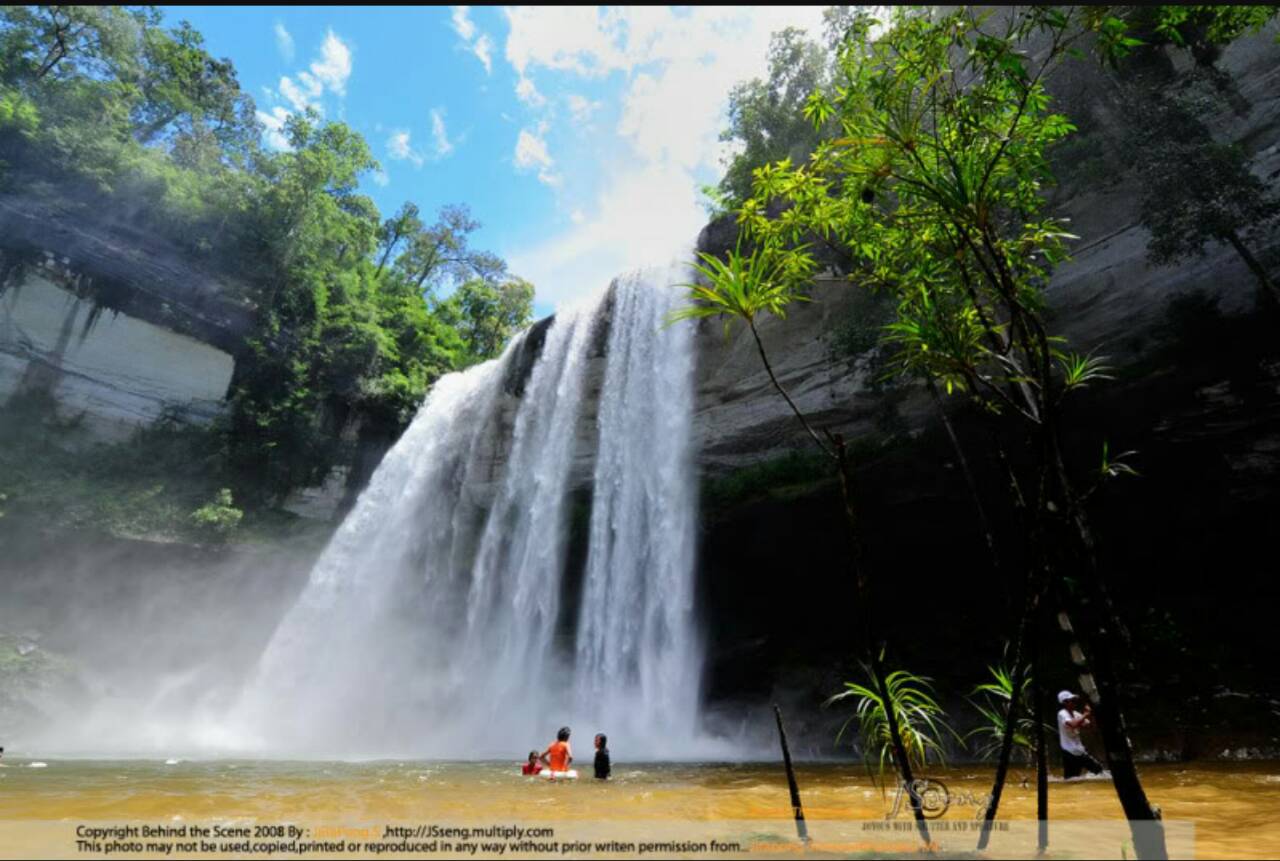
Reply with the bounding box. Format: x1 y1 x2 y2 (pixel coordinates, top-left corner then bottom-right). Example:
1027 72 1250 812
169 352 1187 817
1124 91 1279 309
713 25 837 211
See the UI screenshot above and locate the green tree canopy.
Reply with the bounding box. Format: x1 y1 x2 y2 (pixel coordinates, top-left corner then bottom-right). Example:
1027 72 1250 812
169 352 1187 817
0 5 538 503
715 25 836 209
437 277 536 365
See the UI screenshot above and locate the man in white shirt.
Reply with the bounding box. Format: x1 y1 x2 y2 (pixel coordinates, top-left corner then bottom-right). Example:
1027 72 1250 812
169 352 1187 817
1057 690 1105 779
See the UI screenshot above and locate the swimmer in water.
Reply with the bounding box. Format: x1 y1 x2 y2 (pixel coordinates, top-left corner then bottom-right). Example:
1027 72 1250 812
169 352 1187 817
540 727 573 777
593 734 611 780
521 750 543 776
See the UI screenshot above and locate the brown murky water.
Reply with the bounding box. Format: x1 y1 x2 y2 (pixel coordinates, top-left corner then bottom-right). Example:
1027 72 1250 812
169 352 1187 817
1 759 1277 858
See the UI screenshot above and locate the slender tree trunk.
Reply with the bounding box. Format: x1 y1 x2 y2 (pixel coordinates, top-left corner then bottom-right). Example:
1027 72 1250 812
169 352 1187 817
35 43 67 80
136 113 179 144
748 319 829 454
1040 422 1167 860
1060 575 1168 860
774 705 809 844
1032 603 1048 854
833 435 931 848
1224 230 1280 311
375 235 400 277
977 572 1039 849
926 379 1004 599
743 318 929 847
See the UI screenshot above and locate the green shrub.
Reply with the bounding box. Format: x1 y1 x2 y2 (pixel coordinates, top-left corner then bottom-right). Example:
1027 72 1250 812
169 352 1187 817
190 487 243 539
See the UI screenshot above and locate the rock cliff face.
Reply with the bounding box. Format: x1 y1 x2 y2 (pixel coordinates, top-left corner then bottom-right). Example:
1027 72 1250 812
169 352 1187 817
689 27 1280 473
0 191 250 441
685 29 1280 754
0 268 234 440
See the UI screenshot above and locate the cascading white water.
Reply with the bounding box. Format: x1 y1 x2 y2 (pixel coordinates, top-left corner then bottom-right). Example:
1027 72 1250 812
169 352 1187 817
573 267 703 751
234 269 712 759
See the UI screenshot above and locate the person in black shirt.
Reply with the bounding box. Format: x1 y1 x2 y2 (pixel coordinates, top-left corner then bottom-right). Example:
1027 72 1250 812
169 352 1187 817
593 733 611 780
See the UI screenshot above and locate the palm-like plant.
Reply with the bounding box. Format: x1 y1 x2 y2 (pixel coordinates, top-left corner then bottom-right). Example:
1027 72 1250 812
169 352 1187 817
825 664 961 788
668 242 813 334
669 242 828 455
967 664 1040 765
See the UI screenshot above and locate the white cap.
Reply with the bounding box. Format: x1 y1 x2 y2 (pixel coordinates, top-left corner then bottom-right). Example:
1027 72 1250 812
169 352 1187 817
1058 690 1077 704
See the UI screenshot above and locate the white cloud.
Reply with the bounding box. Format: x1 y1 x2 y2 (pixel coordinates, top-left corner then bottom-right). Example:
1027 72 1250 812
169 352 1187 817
566 94 602 125
471 33 494 74
387 114 453 170
430 108 454 158
387 130 424 168
514 126 559 186
278 71 322 112
310 30 353 97
507 162 705 307
451 6 494 74
257 106 292 151
504 6 634 77
515 75 545 108
258 29 354 149
274 21 294 62
450 6 477 41
502 6 829 308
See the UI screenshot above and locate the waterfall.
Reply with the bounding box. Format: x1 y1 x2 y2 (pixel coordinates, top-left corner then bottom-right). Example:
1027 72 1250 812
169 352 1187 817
235 269 710 759
573 268 703 749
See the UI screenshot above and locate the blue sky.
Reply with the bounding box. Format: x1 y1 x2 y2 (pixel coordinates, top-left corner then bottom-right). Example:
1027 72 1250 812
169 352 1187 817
169 6 827 317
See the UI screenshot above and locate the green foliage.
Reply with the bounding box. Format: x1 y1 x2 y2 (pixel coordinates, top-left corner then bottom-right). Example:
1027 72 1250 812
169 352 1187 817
0 396 220 540
0 86 39 135
670 242 817 338
190 487 243 539
1056 350 1114 392
1098 440 1140 481
0 398 331 543
0 6 537 503
966 664 1039 765
733 7 1115 423
0 6 153 84
718 26 840 207
1119 91 1279 270
133 20 257 150
437 276 535 366
829 289 894 360
825 663 960 784
1073 6 1277 68
1144 5 1279 65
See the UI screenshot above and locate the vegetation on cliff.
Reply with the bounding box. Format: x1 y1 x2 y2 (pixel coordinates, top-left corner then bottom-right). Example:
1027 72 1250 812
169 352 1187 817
0 6 534 505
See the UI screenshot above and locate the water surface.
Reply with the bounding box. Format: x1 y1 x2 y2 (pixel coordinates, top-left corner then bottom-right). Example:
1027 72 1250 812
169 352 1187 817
2 759 1277 858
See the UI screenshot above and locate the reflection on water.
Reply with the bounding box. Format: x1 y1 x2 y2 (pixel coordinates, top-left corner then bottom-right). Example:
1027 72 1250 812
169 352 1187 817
2 760 1278 858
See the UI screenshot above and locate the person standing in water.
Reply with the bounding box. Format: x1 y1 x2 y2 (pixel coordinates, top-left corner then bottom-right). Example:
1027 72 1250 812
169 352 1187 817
540 727 573 776
521 750 543 775
593 734 611 780
1058 690 1105 779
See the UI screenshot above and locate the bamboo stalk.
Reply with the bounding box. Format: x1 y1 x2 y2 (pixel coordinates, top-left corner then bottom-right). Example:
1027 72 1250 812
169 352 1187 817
773 704 809 844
